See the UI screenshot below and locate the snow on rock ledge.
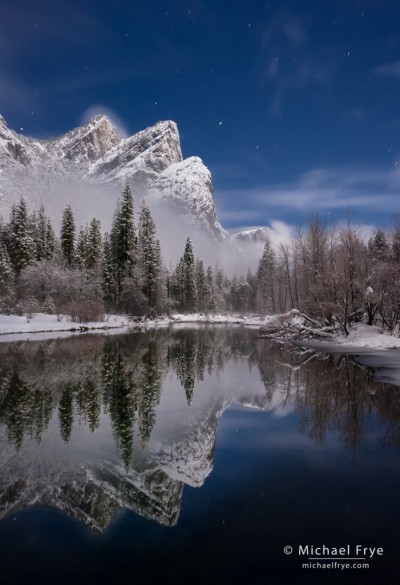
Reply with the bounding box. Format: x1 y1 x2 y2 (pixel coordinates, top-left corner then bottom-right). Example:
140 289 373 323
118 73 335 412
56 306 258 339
150 156 229 240
89 120 183 186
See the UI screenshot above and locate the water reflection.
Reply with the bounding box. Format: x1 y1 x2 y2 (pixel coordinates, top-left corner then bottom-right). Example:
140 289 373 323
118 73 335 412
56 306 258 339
0 326 399 531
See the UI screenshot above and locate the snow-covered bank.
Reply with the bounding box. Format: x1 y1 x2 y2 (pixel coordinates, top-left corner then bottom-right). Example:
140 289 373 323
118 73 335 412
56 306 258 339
0 313 132 342
2 310 399 353
0 312 273 343
334 323 400 350
167 313 270 326
259 310 400 352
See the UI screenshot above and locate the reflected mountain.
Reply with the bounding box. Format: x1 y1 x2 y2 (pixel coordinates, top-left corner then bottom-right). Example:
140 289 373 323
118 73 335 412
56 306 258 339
0 327 400 532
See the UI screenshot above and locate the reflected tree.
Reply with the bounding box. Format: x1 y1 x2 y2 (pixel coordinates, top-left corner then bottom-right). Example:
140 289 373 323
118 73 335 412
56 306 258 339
59 385 74 443
102 343 136 467
138 342 162 446
1 328 400 465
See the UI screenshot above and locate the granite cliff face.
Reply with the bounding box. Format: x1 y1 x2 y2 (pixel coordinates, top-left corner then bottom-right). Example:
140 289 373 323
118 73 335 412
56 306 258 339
0 114 32 166
0 114 228 240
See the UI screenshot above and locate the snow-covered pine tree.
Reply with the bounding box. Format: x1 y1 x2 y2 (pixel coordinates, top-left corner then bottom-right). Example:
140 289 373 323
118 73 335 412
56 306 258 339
256 235 276 314
46 219 56 260
60 204 76 266
172 257 185 310
214 267 227 312
196 259 206 312
205 265 215 312
76 226 89 269
137 200 160 310
368 229 389 262
230 275 251 312
155 242 169 313
110 184 136 299
102 233 118 310
0 236 14 304
183 237 198 313
32 205 55 261
86 218 102 270
7 197 36 274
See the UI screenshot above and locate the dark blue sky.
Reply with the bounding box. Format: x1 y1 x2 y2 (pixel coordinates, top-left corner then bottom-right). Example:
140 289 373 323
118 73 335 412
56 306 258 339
1 0 400 230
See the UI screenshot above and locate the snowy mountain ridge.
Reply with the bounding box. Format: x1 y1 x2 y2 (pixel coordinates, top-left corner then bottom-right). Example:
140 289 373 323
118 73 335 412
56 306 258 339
0 114 229 240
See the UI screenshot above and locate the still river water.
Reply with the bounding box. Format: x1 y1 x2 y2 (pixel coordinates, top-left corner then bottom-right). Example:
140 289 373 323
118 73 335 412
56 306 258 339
1 325 400 585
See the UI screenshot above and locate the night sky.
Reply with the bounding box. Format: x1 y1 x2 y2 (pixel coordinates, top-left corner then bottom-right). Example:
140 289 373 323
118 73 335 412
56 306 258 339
1 0 400 230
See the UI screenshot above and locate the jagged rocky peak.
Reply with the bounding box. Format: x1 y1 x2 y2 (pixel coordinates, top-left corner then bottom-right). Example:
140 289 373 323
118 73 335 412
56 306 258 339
53 114 122 163
125 119 182 160
90 119 183 186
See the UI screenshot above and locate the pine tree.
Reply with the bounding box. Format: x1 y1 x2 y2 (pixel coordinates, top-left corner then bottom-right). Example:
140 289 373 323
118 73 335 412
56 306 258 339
256 235 276 314
86 218 102 270
76 225 89 269
32 206 55 261
7 197 36 274
205 265 215 312
196 259 206 312
172 258 185 310
368 229 389 262
0 238 14 302
137 200 160 310
59 386 74 443
138 342 162 446
110 184 136 299
60 204 76 266
183 237 197 312
46 219 56 261
102 234 118 310
42 294 55 314
230 275 250 312
214 267 227 312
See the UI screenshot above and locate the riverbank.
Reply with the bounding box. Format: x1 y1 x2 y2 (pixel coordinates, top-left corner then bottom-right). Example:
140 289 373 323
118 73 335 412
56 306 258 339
258 309 400 351
1 311 399 351
0 312 272 342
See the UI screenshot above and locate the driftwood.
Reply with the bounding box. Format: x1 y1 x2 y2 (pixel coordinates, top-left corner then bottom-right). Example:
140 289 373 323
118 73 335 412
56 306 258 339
257 309 336 341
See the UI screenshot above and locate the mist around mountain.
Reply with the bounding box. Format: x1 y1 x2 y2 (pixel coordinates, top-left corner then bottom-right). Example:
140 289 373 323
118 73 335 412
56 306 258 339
0 113 265 271
3 115 400 339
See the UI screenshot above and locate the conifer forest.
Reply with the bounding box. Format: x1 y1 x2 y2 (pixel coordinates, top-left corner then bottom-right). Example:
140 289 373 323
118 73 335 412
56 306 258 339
1 184 399 335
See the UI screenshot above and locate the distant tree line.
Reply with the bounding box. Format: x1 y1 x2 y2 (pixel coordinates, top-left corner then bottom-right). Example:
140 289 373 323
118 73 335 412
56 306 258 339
0 187 399 333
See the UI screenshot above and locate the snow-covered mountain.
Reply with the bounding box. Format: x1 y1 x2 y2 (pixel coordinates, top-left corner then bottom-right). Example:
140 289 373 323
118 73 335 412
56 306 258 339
233 227 271 243
0 114 228 240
